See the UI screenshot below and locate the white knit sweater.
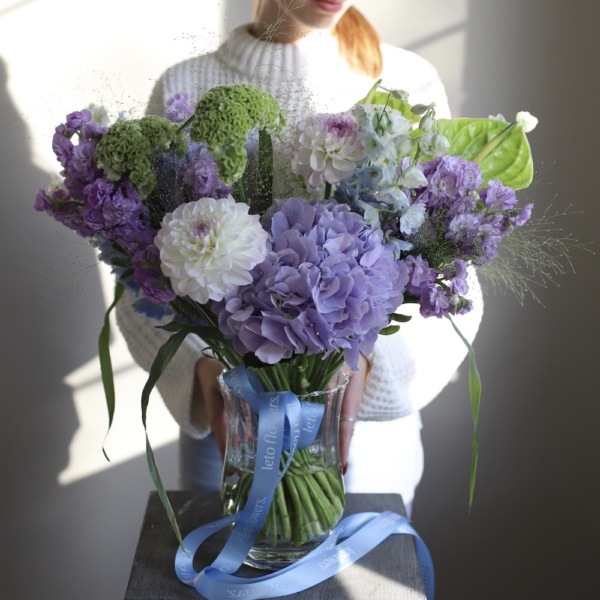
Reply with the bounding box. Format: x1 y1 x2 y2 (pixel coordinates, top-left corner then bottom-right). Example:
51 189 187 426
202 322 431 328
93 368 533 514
116 25 484 439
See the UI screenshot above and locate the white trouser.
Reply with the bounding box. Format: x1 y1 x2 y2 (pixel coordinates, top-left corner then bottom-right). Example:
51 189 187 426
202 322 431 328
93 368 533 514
343 412 424 517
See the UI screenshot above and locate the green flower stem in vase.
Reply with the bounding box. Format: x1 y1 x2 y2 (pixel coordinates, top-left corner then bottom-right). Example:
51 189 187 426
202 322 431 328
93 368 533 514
219 366 348 570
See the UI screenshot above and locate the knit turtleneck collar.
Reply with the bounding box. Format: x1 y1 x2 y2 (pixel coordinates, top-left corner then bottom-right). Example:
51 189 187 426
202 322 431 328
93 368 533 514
216 24 346 82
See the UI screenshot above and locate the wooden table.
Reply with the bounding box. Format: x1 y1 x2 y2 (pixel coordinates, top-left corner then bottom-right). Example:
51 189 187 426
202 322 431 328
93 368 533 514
124 492 427 599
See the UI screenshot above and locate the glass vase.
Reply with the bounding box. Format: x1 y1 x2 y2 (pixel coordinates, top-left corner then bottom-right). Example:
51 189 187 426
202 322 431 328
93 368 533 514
219 371 348 570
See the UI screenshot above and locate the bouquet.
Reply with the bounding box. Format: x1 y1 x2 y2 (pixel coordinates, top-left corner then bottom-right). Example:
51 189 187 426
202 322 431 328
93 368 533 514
35 81 537 554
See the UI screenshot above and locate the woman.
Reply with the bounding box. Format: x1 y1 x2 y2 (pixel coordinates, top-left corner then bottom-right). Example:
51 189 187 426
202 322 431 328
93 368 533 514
117 0 483 517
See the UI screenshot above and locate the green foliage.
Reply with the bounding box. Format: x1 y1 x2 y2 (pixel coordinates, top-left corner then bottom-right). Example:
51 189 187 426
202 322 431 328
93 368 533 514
447 315 482 510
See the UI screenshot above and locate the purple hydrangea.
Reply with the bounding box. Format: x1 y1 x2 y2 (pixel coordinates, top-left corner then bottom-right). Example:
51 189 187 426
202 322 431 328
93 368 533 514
214 197 408 369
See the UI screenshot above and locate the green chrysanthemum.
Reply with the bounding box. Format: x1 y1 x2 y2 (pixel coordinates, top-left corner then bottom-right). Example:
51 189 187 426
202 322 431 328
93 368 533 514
189 84 286 185
95 116 186 198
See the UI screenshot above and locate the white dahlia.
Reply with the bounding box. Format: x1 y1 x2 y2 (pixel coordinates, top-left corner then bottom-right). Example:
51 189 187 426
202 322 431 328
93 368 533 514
155 195 269 304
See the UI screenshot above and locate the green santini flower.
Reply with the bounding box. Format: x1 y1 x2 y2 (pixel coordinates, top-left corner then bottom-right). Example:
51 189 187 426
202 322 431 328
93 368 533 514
95 116 187 198
189 84 286 185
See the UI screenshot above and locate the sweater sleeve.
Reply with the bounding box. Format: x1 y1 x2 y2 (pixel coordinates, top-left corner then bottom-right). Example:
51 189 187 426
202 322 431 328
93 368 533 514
115 290 212 439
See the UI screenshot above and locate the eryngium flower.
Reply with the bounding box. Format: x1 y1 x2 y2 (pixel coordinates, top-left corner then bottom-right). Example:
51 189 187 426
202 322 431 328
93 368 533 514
214 197 408 370
155 195 269 304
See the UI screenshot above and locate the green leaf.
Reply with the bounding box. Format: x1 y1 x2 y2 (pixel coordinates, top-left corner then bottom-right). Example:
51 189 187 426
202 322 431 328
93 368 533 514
437 118 534 190
141 328 195 548
390 313 412 323
379 324 401 335
98 281 125 461
446 315 482 510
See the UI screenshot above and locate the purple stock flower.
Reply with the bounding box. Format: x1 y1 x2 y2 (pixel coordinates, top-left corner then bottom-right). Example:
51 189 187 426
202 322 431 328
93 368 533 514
132 244 177 304
179 146 233 200
514 203 533 226
65 110 92 133
419 156 482 207
52 126 74 170
70 140 98 181
34 185 94 237
404 254 436 297
82 178 153 252
403 255 473 318
447 259 469 295
164 92 195 124
420 285 451 318
214 198 408 369
481 179 518 210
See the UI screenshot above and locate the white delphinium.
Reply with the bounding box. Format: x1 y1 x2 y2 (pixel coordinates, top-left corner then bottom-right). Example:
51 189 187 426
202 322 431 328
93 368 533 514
352 104 412 165
155 195 269 304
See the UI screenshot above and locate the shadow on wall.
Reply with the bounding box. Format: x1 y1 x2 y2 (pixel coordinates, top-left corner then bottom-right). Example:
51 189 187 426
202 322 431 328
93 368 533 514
0 53 103 595
0 53 104 485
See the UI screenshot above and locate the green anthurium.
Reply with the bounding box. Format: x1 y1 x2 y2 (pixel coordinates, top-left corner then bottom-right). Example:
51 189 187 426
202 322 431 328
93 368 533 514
437 118 534 190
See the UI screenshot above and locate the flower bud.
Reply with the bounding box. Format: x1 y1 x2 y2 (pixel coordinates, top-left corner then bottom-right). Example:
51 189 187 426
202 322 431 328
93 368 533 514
516 111 538 133
391 89 409 102
419 114 434 132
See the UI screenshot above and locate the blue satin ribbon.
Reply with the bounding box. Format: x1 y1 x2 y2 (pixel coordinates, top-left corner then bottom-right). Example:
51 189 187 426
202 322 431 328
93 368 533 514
175 366 435 599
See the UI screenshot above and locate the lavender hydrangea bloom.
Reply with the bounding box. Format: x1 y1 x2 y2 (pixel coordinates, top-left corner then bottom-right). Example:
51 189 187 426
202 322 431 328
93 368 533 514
214 197 408 369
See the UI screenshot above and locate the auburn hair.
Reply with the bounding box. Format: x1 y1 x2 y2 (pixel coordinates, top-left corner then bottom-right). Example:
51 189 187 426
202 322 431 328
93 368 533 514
252 2 382 78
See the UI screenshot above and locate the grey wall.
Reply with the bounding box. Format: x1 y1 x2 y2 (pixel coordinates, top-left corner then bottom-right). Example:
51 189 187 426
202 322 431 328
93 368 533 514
0 1 597 598
415 1 600 598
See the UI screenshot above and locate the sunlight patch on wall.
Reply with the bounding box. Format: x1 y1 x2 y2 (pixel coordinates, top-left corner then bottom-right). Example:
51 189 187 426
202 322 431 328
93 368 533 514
58 331 179 486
